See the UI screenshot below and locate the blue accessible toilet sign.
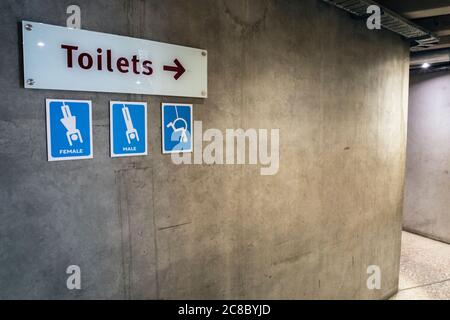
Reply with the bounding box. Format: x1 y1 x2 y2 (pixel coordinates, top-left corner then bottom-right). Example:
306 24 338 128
161 103 193 153
46 99 93 161
110 101 148 157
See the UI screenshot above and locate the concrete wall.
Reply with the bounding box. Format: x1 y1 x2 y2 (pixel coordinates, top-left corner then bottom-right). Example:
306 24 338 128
404 71 450 244
0 0 409 299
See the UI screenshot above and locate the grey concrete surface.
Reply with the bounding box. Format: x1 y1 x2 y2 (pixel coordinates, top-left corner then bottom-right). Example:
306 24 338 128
0 0 409 299
404 70 450 244
391 231 450 300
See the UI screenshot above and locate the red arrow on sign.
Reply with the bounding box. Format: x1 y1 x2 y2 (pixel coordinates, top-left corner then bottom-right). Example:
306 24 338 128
163 59 186 80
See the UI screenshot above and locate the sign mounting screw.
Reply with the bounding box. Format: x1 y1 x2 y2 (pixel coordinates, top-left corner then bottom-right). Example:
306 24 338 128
202 51 207 56
26 79 35 86
201 90 207 96
25 24 33 31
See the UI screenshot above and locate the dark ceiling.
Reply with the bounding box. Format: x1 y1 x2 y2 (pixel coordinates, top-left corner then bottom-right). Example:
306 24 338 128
377 0 450 52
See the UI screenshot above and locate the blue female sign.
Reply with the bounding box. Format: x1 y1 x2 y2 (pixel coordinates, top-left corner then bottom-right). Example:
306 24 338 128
46 99 93 161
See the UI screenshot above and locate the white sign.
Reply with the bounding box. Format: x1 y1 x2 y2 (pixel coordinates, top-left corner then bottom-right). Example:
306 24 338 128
22 21 207 98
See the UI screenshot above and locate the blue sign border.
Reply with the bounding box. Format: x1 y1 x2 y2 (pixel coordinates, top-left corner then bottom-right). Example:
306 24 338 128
46 99 93 161
161 103 193 154
110 101 148 158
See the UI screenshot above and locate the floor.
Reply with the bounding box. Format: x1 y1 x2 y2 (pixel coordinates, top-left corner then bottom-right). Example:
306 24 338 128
390 231 450 300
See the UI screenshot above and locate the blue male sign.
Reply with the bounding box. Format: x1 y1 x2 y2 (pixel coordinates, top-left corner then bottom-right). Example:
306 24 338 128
110 101 148 157
161 103 193 153
46 99 93 161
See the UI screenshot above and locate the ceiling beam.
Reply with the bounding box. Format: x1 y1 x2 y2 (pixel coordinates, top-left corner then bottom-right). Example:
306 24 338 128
375 0 450 18
403 6 450 19
412 35 450 52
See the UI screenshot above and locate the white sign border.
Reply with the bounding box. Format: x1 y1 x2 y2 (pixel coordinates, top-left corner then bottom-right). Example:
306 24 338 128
110 101 148 158
161 103 193 154
46 98 93 161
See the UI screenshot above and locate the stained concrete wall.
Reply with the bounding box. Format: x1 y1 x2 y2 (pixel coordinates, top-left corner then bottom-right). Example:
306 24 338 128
0 0 409 299
404 71 450 244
